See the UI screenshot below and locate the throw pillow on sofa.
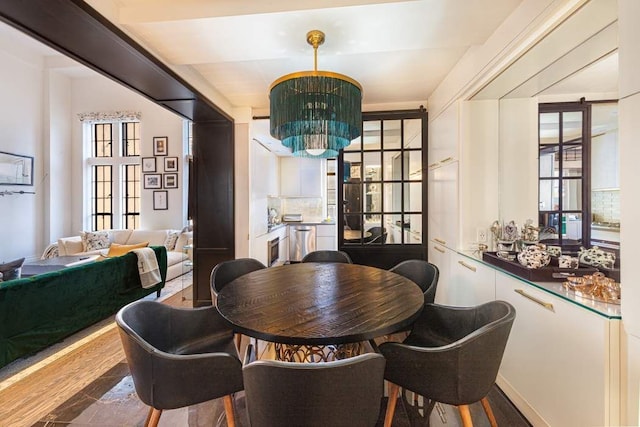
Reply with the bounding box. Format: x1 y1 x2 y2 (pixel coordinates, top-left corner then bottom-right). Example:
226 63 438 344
164 230 180 251
81 230 111 252
107 242 149 257
0 257 25 282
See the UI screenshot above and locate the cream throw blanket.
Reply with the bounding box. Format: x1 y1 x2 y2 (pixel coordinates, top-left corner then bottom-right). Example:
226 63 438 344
132 248 161 289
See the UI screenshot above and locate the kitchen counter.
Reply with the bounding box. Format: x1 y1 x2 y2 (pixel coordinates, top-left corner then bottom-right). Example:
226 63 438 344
266 223 286 233
592 224 620 232
282 220 336 225
458 250 621 319
259 221 337 238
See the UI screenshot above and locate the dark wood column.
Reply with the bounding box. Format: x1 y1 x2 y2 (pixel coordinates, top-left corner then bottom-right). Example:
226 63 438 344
192 121 235 306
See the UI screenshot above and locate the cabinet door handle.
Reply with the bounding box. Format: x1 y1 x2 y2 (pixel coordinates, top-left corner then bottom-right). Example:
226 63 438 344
458 261 476 272
434 245 445 253
440 156 454 163
429 162 440 168
434 238 446 245
514 289 555 312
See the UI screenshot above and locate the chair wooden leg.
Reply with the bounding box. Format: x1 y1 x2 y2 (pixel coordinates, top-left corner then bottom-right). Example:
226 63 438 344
145 407 162 427
234 333 242 350
384 382 400 427
458 405 473 427
223 394 237 427
481 397 498 427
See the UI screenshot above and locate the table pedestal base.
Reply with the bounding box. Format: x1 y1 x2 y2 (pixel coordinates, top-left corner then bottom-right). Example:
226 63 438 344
273 342 366 362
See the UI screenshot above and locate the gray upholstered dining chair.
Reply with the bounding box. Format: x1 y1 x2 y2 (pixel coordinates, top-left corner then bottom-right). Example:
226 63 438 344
116 300 244 427
210 258 267 298
364 226 387 244
242 344 385 427
379 300 516 427
389 259 439 304
301 250 353 264
211 257 266 350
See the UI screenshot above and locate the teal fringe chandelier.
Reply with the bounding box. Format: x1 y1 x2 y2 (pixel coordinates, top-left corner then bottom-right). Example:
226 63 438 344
270 30 362 158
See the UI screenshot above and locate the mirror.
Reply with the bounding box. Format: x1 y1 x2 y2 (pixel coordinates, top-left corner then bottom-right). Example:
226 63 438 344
0 151 33 186
471 0 618 255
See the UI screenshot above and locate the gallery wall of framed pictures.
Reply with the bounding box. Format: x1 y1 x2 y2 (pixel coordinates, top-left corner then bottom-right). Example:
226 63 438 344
143 136 180 210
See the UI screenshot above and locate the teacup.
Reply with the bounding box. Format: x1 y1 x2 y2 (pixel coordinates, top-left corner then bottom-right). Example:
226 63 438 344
558 255 579 269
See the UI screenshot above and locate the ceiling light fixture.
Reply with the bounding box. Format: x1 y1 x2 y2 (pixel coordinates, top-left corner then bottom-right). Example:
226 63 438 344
269 30 362 158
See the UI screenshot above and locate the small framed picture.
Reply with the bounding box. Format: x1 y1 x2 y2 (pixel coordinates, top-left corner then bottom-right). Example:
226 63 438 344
164 156 178 172
143 174 161 189
153 190 168 210
141 157 156 173
163 173 178 189
153 136 168 156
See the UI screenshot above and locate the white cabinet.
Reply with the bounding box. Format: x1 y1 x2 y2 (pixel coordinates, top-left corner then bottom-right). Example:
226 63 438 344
427 241 450 305
495 272 620 427
427 100 499 251
278 236 289 264
316 223 337 250
252 140 279 198
448 253 495 307
280 157 323 197
619 0 640 97
427 160 459 249
428 101 459 164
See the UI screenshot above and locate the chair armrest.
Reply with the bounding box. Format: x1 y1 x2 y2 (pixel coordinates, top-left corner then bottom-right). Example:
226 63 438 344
244 343 257 366
379 341 461 398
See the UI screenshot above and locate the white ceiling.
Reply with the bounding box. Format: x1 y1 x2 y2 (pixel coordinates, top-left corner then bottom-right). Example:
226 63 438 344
0 0 619 155
87 0 525 112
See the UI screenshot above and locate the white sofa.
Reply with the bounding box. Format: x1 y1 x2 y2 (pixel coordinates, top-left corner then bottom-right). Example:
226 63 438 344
44 229 193 281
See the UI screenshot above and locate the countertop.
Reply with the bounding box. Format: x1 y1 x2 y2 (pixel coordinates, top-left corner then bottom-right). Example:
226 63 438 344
262 221 337 236
282 220 336 225
458 250 621 319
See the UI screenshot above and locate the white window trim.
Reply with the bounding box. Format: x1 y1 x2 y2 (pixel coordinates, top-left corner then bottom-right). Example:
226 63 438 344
81 119 141 230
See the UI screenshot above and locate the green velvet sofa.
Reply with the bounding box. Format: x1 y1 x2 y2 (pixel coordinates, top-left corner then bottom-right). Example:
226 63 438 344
0 246 167 369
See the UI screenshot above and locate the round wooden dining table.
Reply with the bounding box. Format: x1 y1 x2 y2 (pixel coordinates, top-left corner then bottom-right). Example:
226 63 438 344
216 262 424 360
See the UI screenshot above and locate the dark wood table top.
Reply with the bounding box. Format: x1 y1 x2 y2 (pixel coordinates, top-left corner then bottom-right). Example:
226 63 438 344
216 262 424 345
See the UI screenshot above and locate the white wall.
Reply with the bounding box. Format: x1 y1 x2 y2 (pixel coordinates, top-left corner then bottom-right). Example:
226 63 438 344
235 121 250 258
619 0 640 422
70 76 186 233
0 37 45 261
0 34 188 262
45 68 73 245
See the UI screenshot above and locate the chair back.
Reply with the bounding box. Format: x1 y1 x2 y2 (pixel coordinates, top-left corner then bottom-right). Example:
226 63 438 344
389 259 439 303
210 258 266 297
365 226 387 244
301 250 353 264
116 300 243 410
243 352 385 427
381 300 515 405
116 300 177 407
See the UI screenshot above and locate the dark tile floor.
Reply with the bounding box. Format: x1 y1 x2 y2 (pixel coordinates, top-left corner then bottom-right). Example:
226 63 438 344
32 362 530 426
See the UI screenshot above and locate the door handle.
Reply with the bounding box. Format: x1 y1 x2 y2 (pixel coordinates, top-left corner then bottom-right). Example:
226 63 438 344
434 246 445 253
458 260 476 272
514 289 554 312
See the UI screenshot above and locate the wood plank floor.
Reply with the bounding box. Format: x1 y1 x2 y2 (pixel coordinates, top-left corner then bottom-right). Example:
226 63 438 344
0 275 191 427
0 274 530 427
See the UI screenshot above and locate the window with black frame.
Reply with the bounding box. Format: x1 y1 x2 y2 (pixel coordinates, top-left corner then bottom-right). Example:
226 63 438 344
87 121 141 230
340 116 423 246
538 103 590 251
